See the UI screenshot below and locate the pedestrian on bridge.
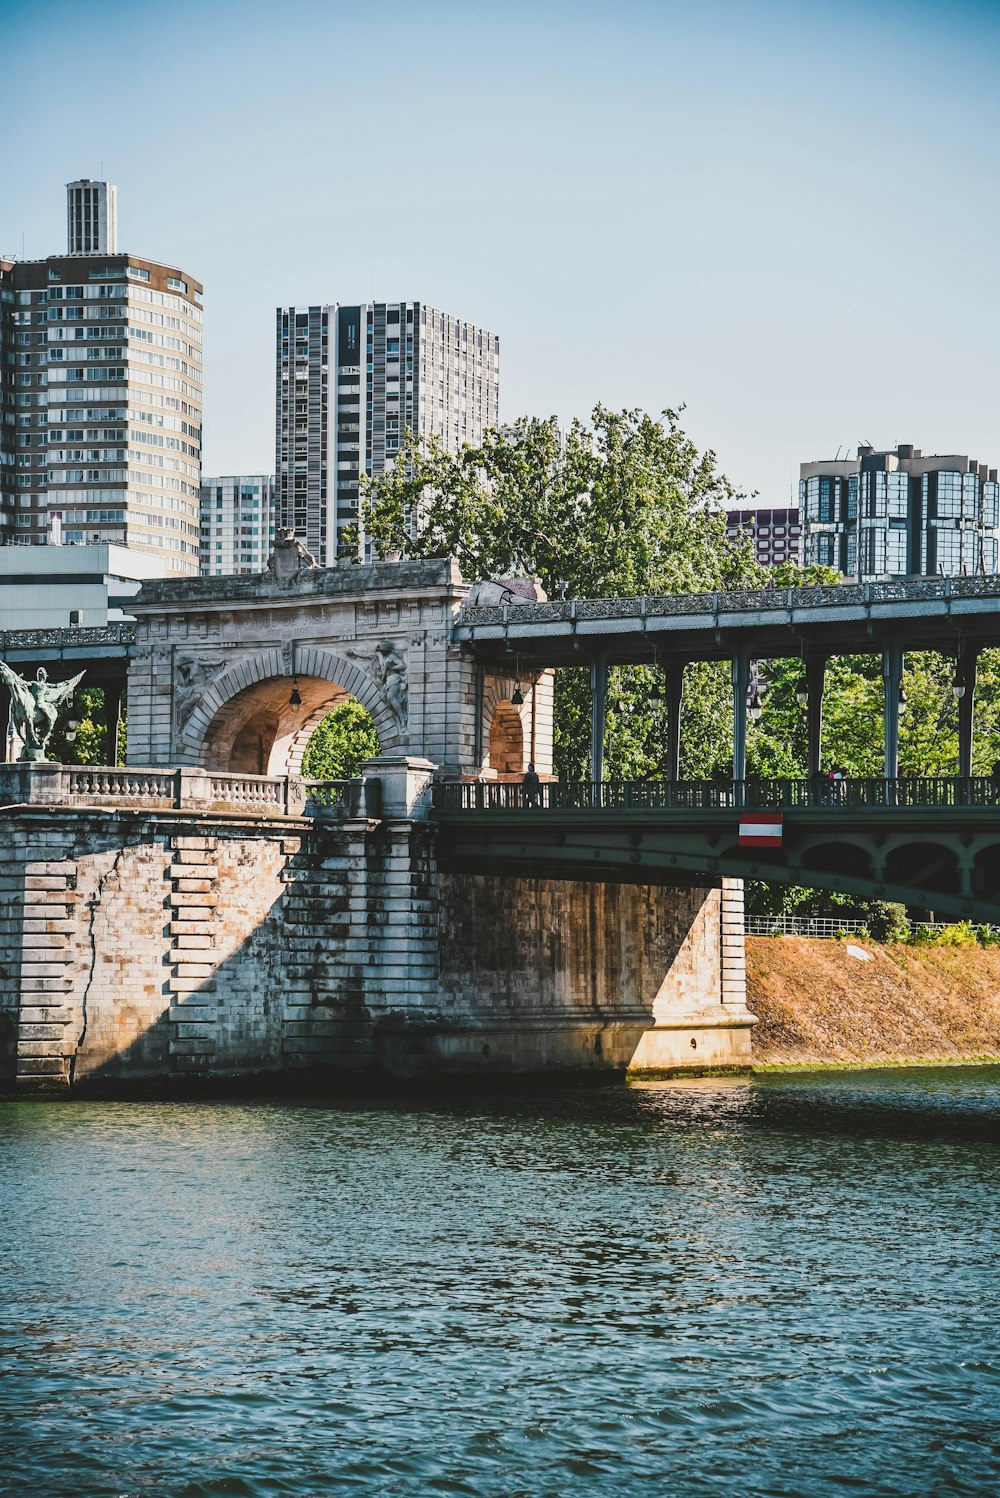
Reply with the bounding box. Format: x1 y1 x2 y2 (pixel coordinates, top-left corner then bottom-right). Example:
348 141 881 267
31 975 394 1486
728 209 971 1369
522 763 541 808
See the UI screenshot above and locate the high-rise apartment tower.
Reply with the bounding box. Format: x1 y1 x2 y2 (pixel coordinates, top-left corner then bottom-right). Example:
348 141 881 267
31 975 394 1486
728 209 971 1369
200 474 275 576
275 301 500 564
0 180 202 572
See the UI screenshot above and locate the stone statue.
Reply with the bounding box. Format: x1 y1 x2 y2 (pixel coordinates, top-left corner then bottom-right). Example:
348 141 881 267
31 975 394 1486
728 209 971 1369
373 640 408 725
0 663 86 762
347 640 408 725
265 530 320 587
175 658 225 729
464 574 548 608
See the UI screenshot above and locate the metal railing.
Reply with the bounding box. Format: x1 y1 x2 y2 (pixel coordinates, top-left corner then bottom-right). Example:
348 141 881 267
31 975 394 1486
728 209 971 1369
433 776 1000 814
746 914 1000 939
745 915 872 938
456 573 1000 631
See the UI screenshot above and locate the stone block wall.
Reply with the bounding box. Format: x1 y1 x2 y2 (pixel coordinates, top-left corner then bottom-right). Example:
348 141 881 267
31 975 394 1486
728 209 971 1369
0 807 750 1092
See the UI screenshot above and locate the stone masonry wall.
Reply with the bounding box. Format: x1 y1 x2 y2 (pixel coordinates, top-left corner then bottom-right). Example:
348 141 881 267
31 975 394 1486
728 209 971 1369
0 809 748 1091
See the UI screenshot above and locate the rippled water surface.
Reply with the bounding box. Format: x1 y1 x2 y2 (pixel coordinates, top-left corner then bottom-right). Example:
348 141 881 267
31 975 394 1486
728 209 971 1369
3 1069 1000 1497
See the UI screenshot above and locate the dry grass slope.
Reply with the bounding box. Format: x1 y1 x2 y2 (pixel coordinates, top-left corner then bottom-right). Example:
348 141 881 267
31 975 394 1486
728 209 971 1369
747 937 1000 1065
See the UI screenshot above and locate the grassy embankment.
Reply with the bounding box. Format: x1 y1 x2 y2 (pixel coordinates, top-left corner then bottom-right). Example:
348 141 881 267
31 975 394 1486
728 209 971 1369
747 936 1000 1068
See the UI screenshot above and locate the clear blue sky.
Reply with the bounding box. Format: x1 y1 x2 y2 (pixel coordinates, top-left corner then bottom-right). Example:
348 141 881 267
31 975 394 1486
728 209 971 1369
7 0 1000 504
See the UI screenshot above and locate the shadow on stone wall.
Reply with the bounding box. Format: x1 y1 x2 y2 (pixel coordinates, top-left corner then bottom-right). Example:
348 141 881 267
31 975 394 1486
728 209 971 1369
4 811 737 1093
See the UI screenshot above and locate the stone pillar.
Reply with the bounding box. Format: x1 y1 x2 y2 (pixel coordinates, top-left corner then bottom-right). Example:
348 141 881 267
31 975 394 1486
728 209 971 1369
362 756 437 819
720 878 747 1009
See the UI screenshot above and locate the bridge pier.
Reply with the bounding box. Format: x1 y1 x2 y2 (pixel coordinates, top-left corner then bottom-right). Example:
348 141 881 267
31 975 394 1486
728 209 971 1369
0 764 753 1091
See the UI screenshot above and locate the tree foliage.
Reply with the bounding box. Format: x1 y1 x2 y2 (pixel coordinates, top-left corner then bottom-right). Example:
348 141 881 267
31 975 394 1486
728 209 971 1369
300 699 381 780
361 406 761 599
47 686 116 765
362 406 763 777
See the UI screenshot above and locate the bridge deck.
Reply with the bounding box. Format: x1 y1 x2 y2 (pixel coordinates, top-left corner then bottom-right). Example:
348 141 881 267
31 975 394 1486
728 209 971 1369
454 576 1000 666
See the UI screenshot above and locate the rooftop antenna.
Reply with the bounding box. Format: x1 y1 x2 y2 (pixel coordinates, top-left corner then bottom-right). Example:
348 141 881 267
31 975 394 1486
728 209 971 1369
834 445 843 461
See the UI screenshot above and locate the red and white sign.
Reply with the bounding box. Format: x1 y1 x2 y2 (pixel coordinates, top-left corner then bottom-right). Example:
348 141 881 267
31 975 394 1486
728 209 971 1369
739 812 783 848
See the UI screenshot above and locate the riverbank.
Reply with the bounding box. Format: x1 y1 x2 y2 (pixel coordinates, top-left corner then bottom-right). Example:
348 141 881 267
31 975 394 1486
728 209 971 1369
747 936 1000 1066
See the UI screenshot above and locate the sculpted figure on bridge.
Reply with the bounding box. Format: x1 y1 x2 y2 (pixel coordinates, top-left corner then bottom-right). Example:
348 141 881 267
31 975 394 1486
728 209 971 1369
464 574 548 609
348 640 408 725
265 530 320 588
0 662 85 762
175 658 225 729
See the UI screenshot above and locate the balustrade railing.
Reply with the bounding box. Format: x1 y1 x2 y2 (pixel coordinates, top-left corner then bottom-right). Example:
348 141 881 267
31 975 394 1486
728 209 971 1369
434 776 1000 813
0 765 365 818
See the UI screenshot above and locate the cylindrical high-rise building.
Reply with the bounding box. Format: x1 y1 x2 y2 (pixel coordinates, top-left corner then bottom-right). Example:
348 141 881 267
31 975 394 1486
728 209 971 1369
0 181 202 573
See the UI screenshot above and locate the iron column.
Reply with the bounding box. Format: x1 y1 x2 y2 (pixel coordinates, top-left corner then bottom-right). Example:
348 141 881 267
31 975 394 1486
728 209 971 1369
732 649 750 781
664 661 685 781
806 654 827 777
590 655 608 784
957 643 979 779
883 643 903 780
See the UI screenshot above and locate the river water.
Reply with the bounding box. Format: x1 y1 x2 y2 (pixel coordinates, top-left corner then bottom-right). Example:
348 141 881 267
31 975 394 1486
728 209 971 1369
3 1068 1000 1498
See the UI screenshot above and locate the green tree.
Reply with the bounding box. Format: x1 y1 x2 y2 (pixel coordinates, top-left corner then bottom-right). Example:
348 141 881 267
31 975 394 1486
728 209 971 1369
300 699 381 780
362 406 763 777
47 686 109 765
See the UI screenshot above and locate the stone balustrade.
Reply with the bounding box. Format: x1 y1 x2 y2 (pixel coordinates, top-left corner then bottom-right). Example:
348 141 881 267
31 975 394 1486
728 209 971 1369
0 763 357 819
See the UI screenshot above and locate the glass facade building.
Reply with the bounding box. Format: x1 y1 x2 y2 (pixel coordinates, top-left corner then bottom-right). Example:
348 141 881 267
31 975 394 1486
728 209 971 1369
800 444 1000 579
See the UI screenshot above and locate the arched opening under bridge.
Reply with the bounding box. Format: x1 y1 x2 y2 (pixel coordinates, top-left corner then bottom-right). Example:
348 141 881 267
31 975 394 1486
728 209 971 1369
197 674 390 777
488 700 526 779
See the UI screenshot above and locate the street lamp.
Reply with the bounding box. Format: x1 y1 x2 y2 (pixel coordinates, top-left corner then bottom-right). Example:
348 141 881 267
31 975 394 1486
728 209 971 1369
952 670 967 701
747 661 765 722
289 675 302 709
795 676 809 708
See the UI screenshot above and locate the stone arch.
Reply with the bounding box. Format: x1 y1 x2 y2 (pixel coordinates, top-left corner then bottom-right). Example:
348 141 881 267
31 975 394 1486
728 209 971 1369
481 673 531 779
182 646 402 774
489 701 525 776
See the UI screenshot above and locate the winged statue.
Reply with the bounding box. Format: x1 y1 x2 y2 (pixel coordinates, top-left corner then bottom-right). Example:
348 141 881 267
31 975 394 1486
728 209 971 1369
0 662 86 762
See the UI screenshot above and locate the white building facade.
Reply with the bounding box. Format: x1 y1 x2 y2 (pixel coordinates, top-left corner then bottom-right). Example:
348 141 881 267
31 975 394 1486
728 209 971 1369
274 301 500 565
199 474 275 575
